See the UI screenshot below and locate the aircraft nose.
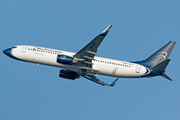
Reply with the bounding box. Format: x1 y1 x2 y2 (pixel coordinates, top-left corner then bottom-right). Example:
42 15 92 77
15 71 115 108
3 48 12 57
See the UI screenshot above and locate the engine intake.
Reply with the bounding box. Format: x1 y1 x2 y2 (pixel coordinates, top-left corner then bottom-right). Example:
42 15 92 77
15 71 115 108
57 55 77 65
59 70 79 80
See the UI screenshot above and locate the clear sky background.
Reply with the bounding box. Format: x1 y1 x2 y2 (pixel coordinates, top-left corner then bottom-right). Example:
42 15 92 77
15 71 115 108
1 0 180 120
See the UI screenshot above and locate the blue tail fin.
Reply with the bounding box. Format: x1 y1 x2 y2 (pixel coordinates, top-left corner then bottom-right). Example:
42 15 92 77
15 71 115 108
135 41 176 68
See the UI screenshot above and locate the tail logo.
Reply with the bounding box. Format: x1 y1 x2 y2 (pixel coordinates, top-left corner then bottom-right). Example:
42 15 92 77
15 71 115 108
153 52 167 63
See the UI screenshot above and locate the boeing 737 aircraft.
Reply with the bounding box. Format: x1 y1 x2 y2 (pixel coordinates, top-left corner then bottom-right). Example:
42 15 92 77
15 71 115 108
3 25 176 86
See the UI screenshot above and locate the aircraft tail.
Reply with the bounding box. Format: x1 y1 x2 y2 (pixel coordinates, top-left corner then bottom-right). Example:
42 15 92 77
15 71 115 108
151 59 170 73
135 41 176 68
151 59 172 81
134 41 176 81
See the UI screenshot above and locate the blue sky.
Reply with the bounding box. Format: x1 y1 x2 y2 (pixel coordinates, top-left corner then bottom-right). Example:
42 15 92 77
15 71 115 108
1 0 180 120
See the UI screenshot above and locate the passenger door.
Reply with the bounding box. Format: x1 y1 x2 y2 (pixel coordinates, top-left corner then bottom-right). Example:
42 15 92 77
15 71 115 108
136 65 141 73
22 46 27 53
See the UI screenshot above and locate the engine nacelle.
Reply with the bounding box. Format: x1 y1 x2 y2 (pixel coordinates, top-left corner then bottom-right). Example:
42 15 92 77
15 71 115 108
57 55 77 65
59 70 79 80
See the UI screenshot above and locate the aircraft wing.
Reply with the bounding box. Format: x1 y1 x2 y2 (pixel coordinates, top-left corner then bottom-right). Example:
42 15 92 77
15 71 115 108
73 24 112 68
82 75 119 86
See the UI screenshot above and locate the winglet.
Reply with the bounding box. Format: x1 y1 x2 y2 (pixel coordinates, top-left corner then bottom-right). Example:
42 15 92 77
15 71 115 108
110 77 119 87
99 24 112 36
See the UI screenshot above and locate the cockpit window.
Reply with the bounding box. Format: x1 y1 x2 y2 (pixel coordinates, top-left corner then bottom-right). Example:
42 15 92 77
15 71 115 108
12 46 17 48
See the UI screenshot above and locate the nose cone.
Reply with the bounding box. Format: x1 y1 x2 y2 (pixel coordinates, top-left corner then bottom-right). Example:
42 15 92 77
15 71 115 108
3 47 20 60
3 48 12 57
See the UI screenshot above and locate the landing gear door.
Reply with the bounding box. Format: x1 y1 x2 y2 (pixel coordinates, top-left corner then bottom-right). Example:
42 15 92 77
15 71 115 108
22 46 27 53
136 65 141 73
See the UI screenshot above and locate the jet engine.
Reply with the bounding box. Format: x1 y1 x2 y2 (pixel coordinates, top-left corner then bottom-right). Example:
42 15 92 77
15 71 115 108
59 70 80 80
57 55 77 65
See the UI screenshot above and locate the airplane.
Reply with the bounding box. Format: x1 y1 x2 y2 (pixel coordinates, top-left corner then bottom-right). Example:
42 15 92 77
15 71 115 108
3 25 176 87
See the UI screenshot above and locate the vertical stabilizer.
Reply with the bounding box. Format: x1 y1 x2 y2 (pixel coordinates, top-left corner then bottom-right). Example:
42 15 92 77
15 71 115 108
135 41 176 68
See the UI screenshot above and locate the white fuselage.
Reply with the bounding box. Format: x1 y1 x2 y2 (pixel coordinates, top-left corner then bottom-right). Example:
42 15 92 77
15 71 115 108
11 45 148 78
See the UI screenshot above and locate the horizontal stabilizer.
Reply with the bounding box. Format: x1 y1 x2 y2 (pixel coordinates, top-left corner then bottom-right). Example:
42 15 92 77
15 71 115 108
151 59 171 73
162 74 172 81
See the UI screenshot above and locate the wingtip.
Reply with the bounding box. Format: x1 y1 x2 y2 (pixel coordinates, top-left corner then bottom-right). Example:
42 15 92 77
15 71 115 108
99 24 113 36
102 24 112 32
169 41 176 43
110 78 119 87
